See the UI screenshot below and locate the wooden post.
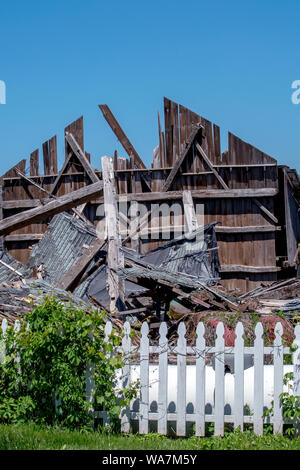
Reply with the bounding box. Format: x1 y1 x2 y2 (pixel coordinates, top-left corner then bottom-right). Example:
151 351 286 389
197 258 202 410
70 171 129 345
102 156 125 313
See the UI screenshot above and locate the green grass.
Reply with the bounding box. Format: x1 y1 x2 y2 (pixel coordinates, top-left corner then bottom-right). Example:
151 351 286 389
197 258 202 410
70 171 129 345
0 423 300 450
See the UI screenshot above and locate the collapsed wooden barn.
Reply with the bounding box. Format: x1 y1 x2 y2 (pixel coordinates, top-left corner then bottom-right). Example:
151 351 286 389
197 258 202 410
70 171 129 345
0 97 299 296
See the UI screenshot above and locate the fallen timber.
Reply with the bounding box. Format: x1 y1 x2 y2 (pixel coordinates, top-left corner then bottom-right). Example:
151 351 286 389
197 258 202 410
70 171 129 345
0 181 103 236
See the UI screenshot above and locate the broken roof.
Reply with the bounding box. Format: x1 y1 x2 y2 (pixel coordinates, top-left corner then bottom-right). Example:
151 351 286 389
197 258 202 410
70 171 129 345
28 212 98 286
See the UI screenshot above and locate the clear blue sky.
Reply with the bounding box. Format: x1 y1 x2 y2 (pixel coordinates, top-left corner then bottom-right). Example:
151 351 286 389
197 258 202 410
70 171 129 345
0 0 300 175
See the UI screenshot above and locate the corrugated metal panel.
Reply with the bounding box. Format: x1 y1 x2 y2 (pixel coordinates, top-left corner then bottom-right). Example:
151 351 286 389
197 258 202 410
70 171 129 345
28 212 97 285
123 223 220 283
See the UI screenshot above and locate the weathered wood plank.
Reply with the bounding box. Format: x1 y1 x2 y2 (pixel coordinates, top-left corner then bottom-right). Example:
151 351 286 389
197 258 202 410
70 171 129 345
57 238 106 291
253 198 278 224
195 142 229 190
65 132 99 183
14 168 93 226
99 105 146 170
162 125 203 192
43 136 58 175
183 190 198 232
102 156 125 313
2 188 278 210
65 117 84 159
219 265 279 273
0 181 103 236
0 159 26 182
215 225 278 233
5 234 44 242
116 188 278 202
50 151 74 195
30 150 39 176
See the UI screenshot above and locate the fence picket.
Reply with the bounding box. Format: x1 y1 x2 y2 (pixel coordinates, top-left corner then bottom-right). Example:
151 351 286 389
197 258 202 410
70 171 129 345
0 318 8 364
177 322 186 436
195 322 206 436
254 322 264 435
85 331 95 419
293 324 300 436
214 322 225 436
139 321 149 434
234 322 244 430
121 321 131 433
158 322 168 435
14 320 21 370
103 321 113 427
273 322 283 434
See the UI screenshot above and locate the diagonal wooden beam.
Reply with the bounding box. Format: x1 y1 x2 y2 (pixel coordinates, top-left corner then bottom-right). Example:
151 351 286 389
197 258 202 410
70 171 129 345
15 168 94 226
99 104 146 170
162 125 203 192
99 104 152 192
50 151 73 195
0 181 103 236
57 238 106 291
195 141 229 190
65 132 99 184
195 141 278 222
252 198 278 224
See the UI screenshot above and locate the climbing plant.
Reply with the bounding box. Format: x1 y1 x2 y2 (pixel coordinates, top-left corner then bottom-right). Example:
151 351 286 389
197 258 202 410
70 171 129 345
0 296 138 430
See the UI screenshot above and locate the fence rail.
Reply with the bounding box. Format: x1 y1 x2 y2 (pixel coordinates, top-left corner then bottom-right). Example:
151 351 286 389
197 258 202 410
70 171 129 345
1 318 300 437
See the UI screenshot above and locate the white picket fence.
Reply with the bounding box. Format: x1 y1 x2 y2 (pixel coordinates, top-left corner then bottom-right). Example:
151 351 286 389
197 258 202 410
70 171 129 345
1 318 300 437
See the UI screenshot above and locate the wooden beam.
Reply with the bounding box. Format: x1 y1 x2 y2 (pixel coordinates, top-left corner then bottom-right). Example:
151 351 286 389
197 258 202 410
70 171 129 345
65 132 99 183
50 151 74 195
214 163 277 168
5 234 44 242
253 198 278 224
195 142 229 190
99 105 146 170
14 168 93 226
57 238 106 291
1 188 279 210
116 187 278 202
0 181 103 236
219 265 279 273
162 125 203 192
215 225 278 233
1 199 47 209
102 156 125 313
182 190 198 232
99 105 152 192
0 259 23 277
